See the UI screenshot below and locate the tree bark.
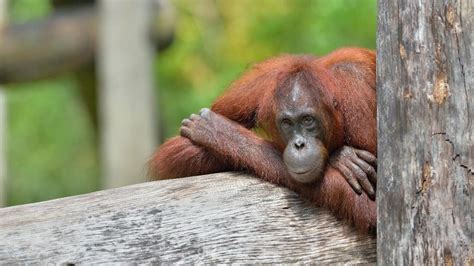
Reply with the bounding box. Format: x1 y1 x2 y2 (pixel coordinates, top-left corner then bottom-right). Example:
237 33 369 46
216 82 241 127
377 0 472 264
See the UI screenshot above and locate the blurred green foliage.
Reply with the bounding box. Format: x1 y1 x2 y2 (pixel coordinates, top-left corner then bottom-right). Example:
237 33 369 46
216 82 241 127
159 0 376 137
5 0 376 205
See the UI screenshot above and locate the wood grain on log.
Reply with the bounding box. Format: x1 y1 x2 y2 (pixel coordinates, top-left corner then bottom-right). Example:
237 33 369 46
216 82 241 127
0 173 375 264
377 0 472 264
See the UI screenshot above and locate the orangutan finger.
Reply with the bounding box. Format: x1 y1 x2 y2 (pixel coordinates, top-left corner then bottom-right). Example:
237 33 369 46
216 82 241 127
337 163 363 195
181 118 192 127
180 126 192 139
346 160 375 200
190 114 200 121
354 149 377 166
352 156 377 187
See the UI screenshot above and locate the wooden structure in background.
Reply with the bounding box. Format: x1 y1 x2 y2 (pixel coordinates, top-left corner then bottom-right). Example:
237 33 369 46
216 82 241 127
0 1 175 84
0 0 6 207
377 0 472 264
0 173 376 264
98 0 158 188
0 0 175 195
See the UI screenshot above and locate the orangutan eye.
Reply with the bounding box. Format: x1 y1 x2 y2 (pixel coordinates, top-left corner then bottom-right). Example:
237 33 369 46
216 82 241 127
281 119 292 128
302 116 314 126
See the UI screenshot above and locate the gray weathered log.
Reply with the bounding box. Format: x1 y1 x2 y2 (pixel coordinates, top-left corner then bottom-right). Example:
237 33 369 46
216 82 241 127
0 0 175 85
98 0 158 188
0 173 376 264
377 0 472 264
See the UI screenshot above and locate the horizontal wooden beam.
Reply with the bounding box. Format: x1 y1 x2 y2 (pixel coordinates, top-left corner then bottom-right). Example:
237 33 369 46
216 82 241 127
0 172 375 264
0 1 175 85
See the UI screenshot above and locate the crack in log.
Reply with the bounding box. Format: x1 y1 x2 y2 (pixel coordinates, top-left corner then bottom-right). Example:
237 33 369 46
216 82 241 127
432 132 473 175
452 154 460 162
449 3 470 124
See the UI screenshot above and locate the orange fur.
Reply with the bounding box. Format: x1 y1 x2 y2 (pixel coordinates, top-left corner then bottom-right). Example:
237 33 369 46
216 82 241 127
149 47 377 233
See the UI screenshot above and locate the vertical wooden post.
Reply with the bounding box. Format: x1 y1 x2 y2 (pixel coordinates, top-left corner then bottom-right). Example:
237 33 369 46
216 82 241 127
0 0 7 207
98 0 158 188
377 0 472 264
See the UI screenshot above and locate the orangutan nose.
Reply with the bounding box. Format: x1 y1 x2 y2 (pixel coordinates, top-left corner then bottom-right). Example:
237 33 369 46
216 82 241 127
294 138 305 150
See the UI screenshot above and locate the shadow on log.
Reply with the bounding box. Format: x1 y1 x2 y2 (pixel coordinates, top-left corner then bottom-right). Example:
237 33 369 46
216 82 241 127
0 172 375 264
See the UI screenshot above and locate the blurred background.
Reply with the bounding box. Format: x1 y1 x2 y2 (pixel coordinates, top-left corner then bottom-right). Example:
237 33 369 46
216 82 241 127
0 0 375 206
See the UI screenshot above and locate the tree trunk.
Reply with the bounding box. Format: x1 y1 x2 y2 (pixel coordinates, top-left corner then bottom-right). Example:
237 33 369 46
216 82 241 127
377 0 472 264
98 0 158 188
